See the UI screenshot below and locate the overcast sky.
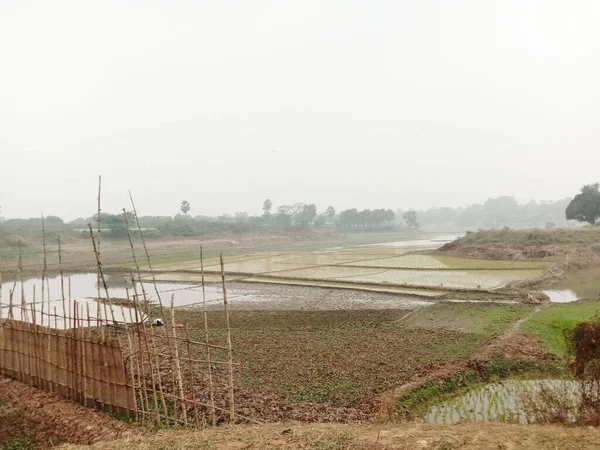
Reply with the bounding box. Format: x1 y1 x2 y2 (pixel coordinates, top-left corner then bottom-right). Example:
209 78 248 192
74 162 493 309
1 0 599 220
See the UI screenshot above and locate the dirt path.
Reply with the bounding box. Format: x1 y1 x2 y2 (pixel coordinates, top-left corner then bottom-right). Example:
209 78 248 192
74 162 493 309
62 422 600 449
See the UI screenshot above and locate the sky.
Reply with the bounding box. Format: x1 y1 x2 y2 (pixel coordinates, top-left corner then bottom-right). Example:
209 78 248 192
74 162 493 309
1 0 599 220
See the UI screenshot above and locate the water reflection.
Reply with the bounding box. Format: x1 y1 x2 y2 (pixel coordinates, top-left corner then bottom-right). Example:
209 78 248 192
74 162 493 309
543 290 580 303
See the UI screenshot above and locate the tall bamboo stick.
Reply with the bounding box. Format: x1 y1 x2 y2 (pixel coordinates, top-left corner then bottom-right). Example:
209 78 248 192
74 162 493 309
54 306 59 393
8 288 14 320
30 286 37 387
122 212 169 423
58 236 67 329
80 303 88 407
201 246 217 425
127 197 178 395
170 294 188 426
41 214 47 328
133 283 155 424
220 254 235 423
97 175 103 337
88 224 116 332
184 322 199 427
120 304 138 420
126 289 145 421
136 284 169 424
18 244 28 323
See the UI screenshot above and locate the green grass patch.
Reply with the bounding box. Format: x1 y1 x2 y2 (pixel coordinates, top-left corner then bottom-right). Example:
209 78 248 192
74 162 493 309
521 301 600 355
406 303 533 335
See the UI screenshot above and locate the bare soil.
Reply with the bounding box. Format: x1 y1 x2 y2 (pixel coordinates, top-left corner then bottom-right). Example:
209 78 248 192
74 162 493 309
0 378 133 446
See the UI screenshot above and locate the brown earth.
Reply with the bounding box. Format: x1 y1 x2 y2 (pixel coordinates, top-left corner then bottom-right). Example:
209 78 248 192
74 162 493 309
62 422 600 450
0 378 134 446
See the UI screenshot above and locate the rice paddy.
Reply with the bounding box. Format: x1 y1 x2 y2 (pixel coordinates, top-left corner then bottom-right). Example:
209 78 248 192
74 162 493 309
150 236 549 295
424 380 594 424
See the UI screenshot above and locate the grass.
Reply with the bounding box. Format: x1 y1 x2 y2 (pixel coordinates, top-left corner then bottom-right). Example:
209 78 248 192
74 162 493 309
521 301 600 355
406 303 533 335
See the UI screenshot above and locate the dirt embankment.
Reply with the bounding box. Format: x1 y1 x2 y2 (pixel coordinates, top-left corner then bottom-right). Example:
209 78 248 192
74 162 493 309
63 421 600 450
0 378 133 447
439 228 600 268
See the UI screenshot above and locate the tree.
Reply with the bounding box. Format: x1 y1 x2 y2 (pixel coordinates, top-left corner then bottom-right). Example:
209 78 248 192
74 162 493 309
403 210 420 229
235 212 248 223
566 183 600 225
326 206 336 222
481 196 519 227
384 209 395 226
314 214 327 227
180 200 191 215
298 204 317 227
263 199 272 216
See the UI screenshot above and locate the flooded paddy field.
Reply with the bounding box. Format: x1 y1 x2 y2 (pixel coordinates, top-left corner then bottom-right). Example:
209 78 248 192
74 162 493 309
147 234 549 297
424 379 595 425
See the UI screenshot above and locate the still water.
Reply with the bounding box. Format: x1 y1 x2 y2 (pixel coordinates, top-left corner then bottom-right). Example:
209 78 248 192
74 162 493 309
0 273 232 328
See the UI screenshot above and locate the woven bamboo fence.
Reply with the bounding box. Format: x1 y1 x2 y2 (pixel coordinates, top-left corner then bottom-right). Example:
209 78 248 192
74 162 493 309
0 318 135 416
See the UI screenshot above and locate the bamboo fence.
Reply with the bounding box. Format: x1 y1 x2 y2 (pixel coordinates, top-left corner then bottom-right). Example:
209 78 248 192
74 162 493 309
0 186 248 427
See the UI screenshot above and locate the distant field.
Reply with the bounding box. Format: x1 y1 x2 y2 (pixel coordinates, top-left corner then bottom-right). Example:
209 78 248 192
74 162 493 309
152 243 547 295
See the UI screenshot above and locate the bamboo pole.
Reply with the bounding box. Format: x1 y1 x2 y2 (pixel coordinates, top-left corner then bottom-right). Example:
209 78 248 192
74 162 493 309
220 254 235 423
126 199 178 395
18 244 28 323
58 236 67 330
46 301 53 393
170 294 188 426
97 175 103 338
68 278 72 330
132 282 161 425
72 300 78 402
88 224 116 332
81 303 88 407
128 290 146 421
41 214 47 328
8 289 15 378
184 322 199 427
54 307 59 393
120 305 138 421
135 283 169 424
200 246 217 425
8 288 14 320
30 287 38 387
134 284 149 424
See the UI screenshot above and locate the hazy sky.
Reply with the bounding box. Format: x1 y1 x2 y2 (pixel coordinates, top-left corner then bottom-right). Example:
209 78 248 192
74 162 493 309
2 1 599 220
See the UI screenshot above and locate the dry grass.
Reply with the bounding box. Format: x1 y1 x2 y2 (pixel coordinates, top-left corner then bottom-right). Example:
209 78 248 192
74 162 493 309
61 422 600 450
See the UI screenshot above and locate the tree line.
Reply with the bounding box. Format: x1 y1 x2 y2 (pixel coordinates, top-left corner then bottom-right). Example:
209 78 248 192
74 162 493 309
2 184 598 243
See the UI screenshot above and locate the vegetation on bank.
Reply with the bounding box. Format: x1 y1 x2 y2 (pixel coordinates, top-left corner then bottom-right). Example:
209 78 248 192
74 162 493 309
522 302 600 356
446 227 600 247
